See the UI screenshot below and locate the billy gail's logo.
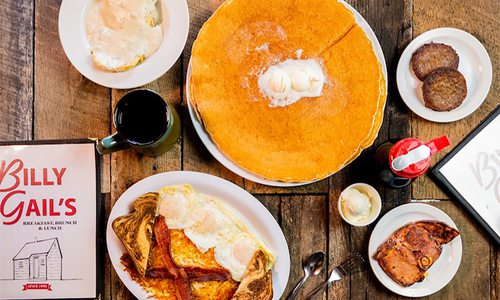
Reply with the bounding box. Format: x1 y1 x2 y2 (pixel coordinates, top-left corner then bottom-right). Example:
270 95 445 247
0 159 76 225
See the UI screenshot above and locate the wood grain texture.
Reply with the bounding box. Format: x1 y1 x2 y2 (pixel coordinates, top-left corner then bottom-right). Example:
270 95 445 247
411 0 500 200
420 200 491 300
336 0 413 299
328 168 354 300
102 193 112 300
244 179 329 194
281 195 328 300
34 0 110 140
0 0 33 140
182 0 244 187
493 248 499 300
255 195 281 224
34 2 112 299
342 0 413 212
109 62 183 299
18 0 497 300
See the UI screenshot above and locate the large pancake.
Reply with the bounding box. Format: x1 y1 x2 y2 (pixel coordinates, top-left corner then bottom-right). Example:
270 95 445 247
190 0 355 78
340 74 387 168
190 0 384 182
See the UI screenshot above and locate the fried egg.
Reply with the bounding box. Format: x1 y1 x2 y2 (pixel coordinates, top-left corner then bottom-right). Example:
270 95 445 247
157 184 201 229
214 233 260 281
85 0 163 72
157 184 276 281
183 198 241 253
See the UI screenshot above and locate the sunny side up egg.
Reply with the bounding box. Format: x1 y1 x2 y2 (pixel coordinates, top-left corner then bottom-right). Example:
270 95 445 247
157 184 276 282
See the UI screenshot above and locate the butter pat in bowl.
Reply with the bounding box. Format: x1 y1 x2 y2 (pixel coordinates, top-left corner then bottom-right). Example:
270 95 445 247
338 183 381 226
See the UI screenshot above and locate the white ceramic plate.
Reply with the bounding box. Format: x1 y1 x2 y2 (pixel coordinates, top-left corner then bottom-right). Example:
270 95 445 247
186 1 388 187
59 0 189 89
368 203 462 297
106 171 290 299
397 28 492 123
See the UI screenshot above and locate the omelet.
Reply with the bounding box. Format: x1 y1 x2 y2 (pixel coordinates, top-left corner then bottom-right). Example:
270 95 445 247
189 0 386 182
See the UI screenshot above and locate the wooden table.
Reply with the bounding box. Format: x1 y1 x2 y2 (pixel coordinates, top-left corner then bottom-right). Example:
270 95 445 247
1 0 498 299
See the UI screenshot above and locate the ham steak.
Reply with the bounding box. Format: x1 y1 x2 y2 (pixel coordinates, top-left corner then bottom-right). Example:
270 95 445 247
373 221 459 287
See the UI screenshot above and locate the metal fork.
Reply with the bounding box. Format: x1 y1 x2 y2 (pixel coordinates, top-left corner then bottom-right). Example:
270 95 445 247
300 252 365 300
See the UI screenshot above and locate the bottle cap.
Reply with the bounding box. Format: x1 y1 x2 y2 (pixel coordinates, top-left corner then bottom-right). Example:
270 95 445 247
389 135 450 179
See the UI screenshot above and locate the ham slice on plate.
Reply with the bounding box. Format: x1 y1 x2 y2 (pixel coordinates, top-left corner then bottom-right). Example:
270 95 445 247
373 221 459 287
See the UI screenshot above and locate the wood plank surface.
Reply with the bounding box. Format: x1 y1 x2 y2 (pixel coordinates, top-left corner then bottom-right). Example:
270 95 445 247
340 1 413 298
411 0 500 200
34 0 110 140
493 249 499 300
1 0 496 300
34 0 113 193
281 195 328 300
33 1 113 299
182 0 244 187
410 2 498 299
32 1 113 300
418 200 491 300
328 169 356 300
109 63 183 299
0 0 33 140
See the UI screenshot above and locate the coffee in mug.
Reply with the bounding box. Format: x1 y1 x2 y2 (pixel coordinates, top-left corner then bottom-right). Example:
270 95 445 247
97 89 181 156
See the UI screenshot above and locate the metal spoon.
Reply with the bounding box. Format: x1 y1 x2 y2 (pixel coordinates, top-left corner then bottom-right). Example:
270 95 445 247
286 252 325 300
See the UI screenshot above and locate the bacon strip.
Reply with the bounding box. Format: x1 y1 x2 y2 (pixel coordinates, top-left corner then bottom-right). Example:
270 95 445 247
154 216 193 300
185 266 232 282
147 266 232 282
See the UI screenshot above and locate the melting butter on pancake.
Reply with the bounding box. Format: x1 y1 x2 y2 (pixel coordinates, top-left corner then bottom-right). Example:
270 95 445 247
190 0 386 182
258 58 326 107
112 192 158 276
157 185 276 282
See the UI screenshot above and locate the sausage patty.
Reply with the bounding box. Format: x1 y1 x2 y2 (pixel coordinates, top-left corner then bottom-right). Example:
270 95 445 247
411 43 459 80
422 67 467 111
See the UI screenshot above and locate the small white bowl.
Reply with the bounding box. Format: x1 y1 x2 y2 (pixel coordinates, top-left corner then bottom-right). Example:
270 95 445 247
337 183 382 227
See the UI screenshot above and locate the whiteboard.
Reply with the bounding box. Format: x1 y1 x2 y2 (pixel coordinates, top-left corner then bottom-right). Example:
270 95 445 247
433 106 500 245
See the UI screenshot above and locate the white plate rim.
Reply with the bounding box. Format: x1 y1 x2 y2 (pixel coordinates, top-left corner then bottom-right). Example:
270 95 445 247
368 203 463 297
58 0 189 89
396 27 493 123
185 0 388 187
106 171 290 300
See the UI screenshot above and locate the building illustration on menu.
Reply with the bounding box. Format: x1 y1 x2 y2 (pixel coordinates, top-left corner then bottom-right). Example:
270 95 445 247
13 238 63 281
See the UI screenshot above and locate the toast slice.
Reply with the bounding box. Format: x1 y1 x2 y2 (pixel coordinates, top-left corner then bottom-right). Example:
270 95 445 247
112 192 158 276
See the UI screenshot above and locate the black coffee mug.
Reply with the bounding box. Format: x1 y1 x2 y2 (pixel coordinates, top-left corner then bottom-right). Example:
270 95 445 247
377 169 412 189
97 89 181 156
375 141 412 188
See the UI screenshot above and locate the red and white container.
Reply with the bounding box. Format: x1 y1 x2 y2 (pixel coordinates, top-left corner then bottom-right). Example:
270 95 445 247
376 136 451 188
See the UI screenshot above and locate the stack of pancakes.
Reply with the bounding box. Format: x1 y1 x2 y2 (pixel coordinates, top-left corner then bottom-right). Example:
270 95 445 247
189 0 386 182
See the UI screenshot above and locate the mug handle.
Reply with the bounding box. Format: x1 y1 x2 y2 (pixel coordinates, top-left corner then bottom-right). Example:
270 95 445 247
96 133 129 154
378 169 412 189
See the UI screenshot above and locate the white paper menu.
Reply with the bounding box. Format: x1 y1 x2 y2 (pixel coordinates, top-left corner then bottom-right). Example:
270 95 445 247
0 143 97 299
438 113 500 240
